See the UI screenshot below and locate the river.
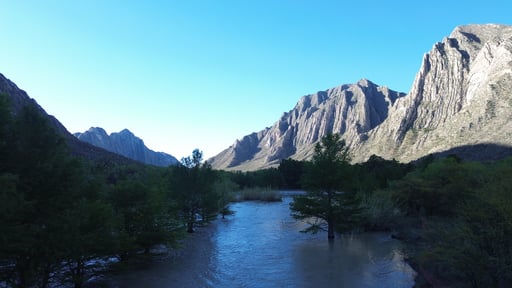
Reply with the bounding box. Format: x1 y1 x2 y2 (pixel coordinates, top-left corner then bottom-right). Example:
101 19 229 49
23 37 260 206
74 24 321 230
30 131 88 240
105 196 416 288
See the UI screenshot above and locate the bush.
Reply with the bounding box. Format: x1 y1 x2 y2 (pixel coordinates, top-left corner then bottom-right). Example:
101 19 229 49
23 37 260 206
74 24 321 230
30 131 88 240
361 190 403 231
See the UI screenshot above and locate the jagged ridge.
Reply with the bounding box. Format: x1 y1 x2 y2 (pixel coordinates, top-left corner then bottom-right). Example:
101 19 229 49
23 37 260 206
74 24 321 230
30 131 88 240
0 73 137 165
210 79 405 170
210 24 512 170
75 127 178 167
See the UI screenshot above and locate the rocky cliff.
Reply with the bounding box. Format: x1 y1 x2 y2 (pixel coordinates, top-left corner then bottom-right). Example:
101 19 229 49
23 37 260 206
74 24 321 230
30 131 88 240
210 24 512 170
357 24 512 162
75 127 178 167
210 79 405 170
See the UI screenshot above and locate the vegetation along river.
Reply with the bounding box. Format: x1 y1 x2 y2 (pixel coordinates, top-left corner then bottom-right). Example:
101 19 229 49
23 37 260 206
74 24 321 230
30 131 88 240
106 195 416 287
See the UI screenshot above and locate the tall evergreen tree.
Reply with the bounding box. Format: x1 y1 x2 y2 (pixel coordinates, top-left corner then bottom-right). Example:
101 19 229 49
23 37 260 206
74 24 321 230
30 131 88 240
0 102 84 286
278 158 304 190
109 177 179 260
0 93 12 170
0 100 117 287
290 133 362 240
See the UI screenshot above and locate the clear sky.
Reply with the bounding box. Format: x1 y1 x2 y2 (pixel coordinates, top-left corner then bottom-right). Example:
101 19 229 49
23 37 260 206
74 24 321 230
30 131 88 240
1 0 511 160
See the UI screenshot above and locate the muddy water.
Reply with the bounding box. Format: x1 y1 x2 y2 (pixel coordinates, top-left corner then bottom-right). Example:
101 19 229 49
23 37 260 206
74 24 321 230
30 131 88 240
107 197 415 288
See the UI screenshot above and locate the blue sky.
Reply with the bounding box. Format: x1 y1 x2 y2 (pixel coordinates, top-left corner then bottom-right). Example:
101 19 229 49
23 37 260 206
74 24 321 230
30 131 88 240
1 0 511 160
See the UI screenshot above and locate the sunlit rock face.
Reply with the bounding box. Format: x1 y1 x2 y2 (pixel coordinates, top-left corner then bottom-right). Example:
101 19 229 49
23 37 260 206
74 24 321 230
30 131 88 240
75 127 178 167
361 24 512 163
210 79 405 170
210 24 512 171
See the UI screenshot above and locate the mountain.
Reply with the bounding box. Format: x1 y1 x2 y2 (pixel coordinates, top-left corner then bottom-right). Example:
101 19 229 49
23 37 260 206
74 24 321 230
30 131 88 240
355 24 512 163
210 79 405 170
210 24 512 170
0 72 178 167
75 128 178 167
0 73 136 165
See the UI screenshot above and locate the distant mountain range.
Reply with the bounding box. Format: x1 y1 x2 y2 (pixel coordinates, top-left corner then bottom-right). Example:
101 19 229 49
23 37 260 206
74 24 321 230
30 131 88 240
74 128 178 167
209 24 512 170
0 72 137 165
0 74 177 167
2 23 512 171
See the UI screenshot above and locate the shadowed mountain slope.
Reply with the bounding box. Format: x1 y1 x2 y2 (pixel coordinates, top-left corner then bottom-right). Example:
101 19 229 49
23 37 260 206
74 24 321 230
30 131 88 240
1 73 142 165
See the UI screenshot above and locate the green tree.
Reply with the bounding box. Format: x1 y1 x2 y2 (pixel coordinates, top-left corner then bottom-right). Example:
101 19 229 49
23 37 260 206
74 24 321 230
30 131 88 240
0 102 103 287
0 93 12 169
169 149 218 233
413 190 512 287
411 158 512 287
391 157 479 217
58 196 116 288
109 178 179 260
278 158 304 189
355 155 413 194
290 133 362 240
229 168 283 189
214 173 237 218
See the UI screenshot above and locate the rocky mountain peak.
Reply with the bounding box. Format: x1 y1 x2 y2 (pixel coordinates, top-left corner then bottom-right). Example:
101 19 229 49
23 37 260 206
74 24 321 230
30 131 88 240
356 78 372 87
210 79 405 170
353 23 512 162
210 24 512 170
118 128 135 137
87 126 107 133
78 127 108 139
0 73 139 165
75 128 178 167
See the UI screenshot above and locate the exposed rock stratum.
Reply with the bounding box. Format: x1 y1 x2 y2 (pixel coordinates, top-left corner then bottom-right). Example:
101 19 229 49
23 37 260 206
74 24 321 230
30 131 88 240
210 24 512 170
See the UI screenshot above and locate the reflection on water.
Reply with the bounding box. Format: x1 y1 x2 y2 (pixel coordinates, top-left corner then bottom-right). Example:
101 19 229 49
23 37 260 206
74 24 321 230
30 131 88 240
107 197 415 288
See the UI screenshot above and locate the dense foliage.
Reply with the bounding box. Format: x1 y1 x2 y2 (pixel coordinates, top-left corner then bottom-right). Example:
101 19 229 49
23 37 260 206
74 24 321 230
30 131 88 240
390 156 512 287
0 94 234 287
0 97 111 288
227 159 304 190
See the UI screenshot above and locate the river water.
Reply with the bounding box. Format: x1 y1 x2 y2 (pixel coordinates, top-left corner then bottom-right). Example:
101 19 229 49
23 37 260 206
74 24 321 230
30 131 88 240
106 196 416 288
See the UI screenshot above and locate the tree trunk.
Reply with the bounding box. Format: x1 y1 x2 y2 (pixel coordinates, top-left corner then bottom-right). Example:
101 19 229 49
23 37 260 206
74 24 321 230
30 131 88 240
72 260 84 288
327 190 334 240
187 220 194 233
327 219 335 240
187 209 195 233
